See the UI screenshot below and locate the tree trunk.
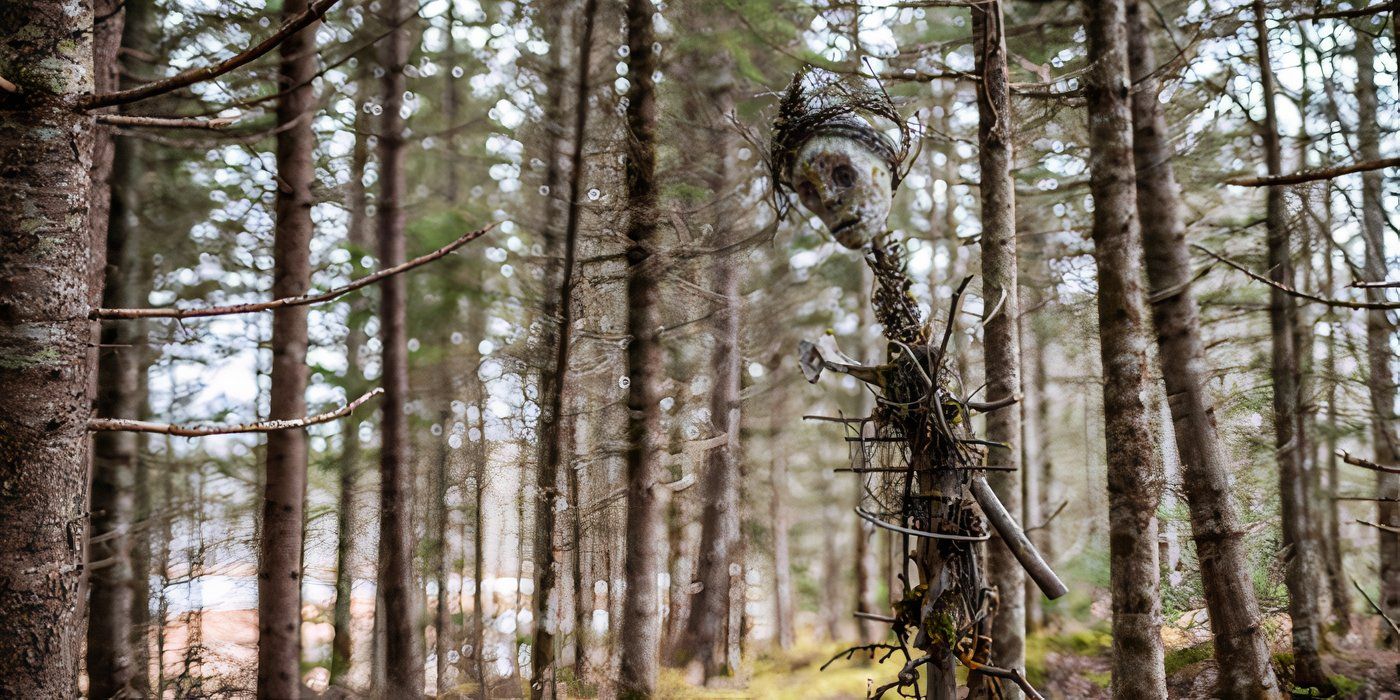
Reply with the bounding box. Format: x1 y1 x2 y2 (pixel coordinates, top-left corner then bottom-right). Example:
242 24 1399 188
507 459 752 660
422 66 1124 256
617 0 663 694
530 0 597 692
1081 1 1168 697
1354 24 1400 650
87 0 139 695
1252 4 1332 688
1322 239 1351 630
1019 303 1044 635
681 72 745 684
972 3 1026 689
375 0 423 694
331 74 373 689
1125 3 1282 696
770 405 795 651
256 1 318 695
0 3 94 696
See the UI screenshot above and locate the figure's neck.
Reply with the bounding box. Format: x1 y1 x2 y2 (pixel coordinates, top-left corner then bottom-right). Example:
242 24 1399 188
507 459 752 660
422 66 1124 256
864 235 926 346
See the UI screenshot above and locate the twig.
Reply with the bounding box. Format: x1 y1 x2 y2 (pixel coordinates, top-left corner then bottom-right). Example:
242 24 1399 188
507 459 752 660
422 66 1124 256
966 663 1045 700
1337 449 1400 474
854 611 898 624
1356 519 1400 535
89 388 382 436
97 223 496 319
0 75 19 94
1351 577 1400 639
819 642 902 672
1192 245 1400 310
1284 2 1397 22
1224 156 1400 187
970 476 1069 599
1024 500 1068 534
83 0 343 109
97 114 238 129
1354 279 1400 289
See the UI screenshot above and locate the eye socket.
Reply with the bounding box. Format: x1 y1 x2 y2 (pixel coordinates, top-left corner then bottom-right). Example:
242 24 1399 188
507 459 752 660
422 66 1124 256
832 164 856 188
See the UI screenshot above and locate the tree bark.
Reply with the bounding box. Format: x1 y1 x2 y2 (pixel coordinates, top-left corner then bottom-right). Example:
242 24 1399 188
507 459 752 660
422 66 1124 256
1081 1 1168 697
1019 300 1044 635
1253 3 1333 688
1354 23 1400 650
972 3 1026 689
87 0 139 695
256 0 319 695
375 0 423 694
617 0 664 694
0 3 95 696
1125 3 1282 696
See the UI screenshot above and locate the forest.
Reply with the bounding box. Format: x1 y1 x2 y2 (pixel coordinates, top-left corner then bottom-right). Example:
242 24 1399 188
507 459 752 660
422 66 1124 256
0 0 1397 698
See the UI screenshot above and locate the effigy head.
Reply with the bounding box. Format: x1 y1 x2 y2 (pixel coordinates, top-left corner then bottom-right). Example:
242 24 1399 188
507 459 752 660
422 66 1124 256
770 67 909 250
789 125 895 248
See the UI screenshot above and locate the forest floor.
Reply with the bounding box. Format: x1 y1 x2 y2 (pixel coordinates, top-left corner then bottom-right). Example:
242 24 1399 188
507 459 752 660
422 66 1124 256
644 620 1400 699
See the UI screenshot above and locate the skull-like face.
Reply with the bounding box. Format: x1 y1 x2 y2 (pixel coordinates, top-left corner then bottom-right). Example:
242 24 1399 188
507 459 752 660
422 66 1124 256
790 135 893 249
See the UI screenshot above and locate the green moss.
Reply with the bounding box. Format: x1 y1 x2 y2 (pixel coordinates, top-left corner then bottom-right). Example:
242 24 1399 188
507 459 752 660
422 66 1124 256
1085 670 1112 688
0 347 61 370
1326 674 1364 698
1163 642 1213 675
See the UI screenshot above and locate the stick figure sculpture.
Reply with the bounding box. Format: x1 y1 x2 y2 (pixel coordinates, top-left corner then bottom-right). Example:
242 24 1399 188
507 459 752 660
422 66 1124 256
771 68 1064 700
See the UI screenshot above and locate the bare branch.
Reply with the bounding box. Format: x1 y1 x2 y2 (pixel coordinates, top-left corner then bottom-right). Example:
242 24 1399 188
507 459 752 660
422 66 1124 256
89 388 382 436
1354 279 1400 289
1357 519 1400 535
96 223 497 319
966 663 1045 700
82 0 344 109
1193 245 1400 310
1224 156 1400 187
1337 449 1400 474
1284 1 1396 21
97 114 237 129
1024 499 1069 534
1352 577 1400 639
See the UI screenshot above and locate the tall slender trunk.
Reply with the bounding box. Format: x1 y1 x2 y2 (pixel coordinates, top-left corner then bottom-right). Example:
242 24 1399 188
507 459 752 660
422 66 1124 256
1252 4 1332 688
1322 238 1350 629
375 0 423 694
1019 304 1044 634
681 74 745 683
466 292 490 699
1354 23 1400 650
331 79 373 689
1081 1 1168 697
770 405 795 651
531 1 597 692
971 3 1026 688
1125 3 1281 696
87 0 140 694
257 1 318 694
617 0 663 694
0 3 94 696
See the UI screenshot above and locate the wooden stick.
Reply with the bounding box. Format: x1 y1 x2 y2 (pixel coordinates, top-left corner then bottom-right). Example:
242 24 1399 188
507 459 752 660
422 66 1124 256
1337 449 1400 474
1353 279 1400 289
97 114 237 129
0 75 19 94
89 388 382 436
1224 156 1400 187
1351 577 1400 639
1193 244 1400 310
96 223 495 319
970 476 1069 599
82 0 343 109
